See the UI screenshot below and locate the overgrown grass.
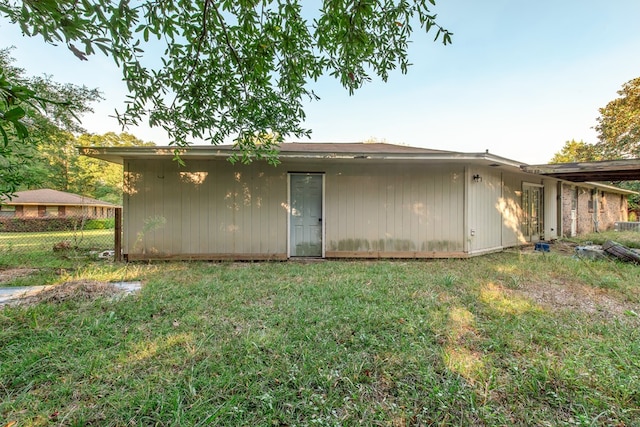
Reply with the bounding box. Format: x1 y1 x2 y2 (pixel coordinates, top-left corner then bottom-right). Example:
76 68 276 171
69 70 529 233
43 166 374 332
563 230 640 248
1 250 639 426
0 229 114 252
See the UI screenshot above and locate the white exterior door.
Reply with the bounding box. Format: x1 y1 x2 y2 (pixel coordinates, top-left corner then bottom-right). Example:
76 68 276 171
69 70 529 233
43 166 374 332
289 174 323 257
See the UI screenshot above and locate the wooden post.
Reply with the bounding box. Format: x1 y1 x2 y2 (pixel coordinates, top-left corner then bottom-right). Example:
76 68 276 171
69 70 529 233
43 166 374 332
115 207 123 262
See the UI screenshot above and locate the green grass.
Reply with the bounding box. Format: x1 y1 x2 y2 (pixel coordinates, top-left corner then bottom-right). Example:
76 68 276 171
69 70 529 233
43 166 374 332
1 251 639 426
0 229 114 252
563 230 640 248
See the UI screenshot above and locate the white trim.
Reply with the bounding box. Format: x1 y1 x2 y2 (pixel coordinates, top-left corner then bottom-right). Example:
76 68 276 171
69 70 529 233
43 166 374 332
322 174 326 258
463 166 469 254
287 174 291 258
523 181 544 188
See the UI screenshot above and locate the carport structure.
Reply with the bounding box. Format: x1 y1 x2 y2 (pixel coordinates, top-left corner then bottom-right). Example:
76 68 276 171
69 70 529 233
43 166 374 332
523 159 640 236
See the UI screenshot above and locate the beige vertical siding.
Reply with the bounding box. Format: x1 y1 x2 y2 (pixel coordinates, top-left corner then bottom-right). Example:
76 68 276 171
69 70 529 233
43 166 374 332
467 170 558 252
122 157 567 260
124 159 288 258
467 167 503 253
500 172 526 247
323 162 465 256
124 159 466 258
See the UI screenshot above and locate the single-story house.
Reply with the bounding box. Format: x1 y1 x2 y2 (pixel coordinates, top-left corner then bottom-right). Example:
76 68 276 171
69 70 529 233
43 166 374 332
80 143 635 261
0 189 119 219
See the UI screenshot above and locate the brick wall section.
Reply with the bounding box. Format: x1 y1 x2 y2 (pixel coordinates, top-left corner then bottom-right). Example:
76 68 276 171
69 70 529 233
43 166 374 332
561 183 629 236
599 192 628 230
576 187 594 234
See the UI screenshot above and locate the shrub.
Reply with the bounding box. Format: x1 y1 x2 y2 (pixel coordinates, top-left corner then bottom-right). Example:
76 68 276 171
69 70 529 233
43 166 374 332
84 219 115 230
0 217 113 232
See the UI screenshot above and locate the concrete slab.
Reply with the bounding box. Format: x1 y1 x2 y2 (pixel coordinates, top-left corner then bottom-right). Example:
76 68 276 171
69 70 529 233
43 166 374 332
0 282 142 307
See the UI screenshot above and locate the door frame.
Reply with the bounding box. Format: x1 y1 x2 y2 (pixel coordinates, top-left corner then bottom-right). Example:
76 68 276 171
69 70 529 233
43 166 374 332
522 182 544 242
287 172 326 258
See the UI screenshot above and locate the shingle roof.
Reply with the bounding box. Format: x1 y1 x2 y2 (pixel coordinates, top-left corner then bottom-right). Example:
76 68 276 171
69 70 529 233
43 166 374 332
268 142 453 154
1 189 119 207
79 141 526 168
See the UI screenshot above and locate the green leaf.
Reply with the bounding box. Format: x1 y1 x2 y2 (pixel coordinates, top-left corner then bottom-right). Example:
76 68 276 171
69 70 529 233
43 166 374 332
13 121 29 139
0 125 8 146
3 106 26 121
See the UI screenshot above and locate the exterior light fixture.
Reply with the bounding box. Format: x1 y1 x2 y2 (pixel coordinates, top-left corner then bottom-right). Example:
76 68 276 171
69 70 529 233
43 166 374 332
473 174 482 183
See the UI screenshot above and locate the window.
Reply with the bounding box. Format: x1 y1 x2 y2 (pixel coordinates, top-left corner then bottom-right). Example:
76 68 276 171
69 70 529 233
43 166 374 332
588 190 595 213
0 205 16 217
45 206 58 217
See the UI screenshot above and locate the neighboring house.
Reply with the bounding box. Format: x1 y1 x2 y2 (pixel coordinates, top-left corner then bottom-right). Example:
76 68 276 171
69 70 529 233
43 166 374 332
0 189 119 219
80 143 634 261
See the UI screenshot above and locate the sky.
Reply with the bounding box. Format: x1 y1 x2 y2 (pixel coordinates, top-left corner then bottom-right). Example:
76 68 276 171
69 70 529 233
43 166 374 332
2 0 640 164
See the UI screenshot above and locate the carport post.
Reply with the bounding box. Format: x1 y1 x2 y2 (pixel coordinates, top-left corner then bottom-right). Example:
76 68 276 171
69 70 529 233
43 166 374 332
115 207 122 262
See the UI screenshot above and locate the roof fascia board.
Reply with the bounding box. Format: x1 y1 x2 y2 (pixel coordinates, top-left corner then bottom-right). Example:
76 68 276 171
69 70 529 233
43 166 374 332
523 160 640 175
80 146 526 168
582 182 638 195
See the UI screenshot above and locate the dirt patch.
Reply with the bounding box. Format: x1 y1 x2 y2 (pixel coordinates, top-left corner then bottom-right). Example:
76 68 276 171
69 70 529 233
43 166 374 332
0 268 39 284
11 280 133 307
513 240 579 256
515 279 639 320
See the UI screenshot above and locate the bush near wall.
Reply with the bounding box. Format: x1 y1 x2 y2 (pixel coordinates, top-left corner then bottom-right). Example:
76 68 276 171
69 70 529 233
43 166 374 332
0 217 114 232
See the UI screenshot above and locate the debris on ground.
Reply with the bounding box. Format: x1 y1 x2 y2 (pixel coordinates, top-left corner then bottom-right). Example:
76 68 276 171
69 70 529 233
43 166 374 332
602 240 640 264
574 245 607 261
89 250 116 259
0 280 142 307
53 241 72 252
0 268 39 284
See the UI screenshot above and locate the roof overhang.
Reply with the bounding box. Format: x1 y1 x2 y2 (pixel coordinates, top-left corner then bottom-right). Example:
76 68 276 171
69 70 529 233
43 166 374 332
79 145 527 172
522 159 640 182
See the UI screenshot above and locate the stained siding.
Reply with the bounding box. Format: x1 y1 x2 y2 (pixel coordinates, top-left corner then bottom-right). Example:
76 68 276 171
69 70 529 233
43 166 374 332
124 159 287 257
323 163 465 255
123 157 567 259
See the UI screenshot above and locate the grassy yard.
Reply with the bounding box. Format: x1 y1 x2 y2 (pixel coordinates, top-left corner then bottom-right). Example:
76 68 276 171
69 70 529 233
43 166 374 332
0 229 114 253
1 240 640 425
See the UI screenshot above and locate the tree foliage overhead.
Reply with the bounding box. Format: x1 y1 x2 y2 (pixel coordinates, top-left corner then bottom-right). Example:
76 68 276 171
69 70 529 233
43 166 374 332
0 48 102 197
551 77 640 210
595 76 640 159
0 0 452 161
549 139 602 164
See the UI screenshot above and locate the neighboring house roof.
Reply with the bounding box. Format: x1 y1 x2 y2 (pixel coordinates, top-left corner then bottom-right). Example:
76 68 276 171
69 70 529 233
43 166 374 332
522 159 640 182
1 189 119 207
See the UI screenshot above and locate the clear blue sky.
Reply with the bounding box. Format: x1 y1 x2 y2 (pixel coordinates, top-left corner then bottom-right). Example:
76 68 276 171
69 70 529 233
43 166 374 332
2 0 640 164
